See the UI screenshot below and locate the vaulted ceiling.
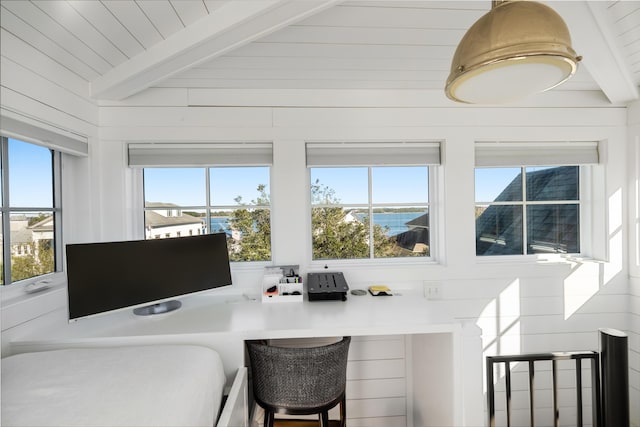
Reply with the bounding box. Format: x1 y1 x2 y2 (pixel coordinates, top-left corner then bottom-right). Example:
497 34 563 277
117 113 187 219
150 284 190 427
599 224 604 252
1 0 639 105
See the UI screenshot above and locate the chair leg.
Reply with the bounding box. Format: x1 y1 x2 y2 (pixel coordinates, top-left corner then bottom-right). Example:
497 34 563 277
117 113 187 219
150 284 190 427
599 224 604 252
340 396 347 427
319 411 329 427
263 410 274 427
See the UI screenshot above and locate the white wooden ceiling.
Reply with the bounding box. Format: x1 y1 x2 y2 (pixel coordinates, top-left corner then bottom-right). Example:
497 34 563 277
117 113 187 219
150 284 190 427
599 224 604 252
1 0 639 105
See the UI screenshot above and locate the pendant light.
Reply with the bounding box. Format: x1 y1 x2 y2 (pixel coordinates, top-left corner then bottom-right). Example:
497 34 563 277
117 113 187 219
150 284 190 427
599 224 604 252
445 0 582 104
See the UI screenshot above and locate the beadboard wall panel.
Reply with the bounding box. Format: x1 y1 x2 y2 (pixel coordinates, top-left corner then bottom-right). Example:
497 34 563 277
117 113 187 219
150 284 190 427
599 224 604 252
0 27 98 137
99 106 272 128
627 101 640 427
271 106 625 128
1 2 638 424
94 101 630 427
0 29 89 98
1 59 97 128
1 53 635 425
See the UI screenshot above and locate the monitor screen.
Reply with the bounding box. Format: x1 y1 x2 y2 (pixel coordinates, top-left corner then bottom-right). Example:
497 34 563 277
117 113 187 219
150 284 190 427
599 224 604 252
66 233 232 320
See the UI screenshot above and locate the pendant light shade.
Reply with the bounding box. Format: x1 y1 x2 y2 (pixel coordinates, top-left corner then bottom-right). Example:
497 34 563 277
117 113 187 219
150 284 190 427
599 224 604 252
445 1 581 104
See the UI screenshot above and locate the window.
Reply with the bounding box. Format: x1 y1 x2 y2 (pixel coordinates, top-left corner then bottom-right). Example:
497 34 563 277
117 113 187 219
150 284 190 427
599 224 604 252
474 141 599 256
0 137 61 285
130 143 272 262
306 142 440 261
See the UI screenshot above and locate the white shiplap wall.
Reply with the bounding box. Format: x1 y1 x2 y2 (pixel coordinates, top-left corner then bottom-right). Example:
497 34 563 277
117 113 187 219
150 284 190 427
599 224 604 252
0 12 99 242
0 24 99 354
627 100 640 427
2 0 639 102
94 87 630 426
1 24 637 427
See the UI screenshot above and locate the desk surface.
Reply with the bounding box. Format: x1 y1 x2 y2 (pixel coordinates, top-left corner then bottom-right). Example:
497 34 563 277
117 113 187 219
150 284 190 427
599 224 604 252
15 289 459 345
8 289 484 426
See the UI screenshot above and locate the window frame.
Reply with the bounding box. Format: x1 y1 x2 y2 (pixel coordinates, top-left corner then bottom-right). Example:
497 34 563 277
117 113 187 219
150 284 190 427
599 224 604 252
141 165 273 263
474 141 600 260
130 142 274 264
0 135 63 286
474 165 585 257
306 141 441 265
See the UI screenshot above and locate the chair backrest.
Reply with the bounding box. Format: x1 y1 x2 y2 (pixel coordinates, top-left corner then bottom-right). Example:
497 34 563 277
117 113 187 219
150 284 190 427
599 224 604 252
247 336 351 412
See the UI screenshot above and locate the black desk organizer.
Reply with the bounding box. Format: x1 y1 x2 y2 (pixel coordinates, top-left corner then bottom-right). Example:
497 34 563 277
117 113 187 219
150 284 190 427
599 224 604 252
307 272 349 301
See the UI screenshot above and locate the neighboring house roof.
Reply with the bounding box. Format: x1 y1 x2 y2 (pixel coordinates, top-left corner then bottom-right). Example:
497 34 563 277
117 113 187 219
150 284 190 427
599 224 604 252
29 216 54 232
145 211 203 228
395 228 429 252
395 213 429 251
145 202 181 208
406 213 429 229
475 166 579 255
10 228 32 245
9 215 49 244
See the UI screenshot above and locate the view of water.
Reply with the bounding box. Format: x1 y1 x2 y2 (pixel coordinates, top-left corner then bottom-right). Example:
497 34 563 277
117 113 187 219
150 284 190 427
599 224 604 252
354 212 424 236
210 211 425 237
210 217 231 234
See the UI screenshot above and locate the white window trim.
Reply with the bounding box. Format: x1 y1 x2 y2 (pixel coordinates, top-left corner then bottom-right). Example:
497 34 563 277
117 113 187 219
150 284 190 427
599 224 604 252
474 140 603 262
0 136 66 304
306 141 442 265
128 142 272 167
132 142 275 264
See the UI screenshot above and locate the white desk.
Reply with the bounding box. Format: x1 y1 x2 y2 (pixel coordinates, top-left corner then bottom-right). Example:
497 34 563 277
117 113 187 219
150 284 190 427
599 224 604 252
9 290 483 427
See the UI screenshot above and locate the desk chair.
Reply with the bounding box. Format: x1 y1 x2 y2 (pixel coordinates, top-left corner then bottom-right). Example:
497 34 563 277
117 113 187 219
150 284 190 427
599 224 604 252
247 336 351 427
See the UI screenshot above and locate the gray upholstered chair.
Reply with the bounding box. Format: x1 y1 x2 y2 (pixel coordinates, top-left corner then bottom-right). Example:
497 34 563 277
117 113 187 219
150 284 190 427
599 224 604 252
246 336 351 427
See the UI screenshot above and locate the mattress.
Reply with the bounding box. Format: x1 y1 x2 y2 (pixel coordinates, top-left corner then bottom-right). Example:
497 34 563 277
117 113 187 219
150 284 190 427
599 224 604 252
1 345 226 427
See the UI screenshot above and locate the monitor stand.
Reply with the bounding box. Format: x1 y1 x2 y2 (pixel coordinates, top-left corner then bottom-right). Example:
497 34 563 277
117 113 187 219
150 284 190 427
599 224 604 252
133 300 182 316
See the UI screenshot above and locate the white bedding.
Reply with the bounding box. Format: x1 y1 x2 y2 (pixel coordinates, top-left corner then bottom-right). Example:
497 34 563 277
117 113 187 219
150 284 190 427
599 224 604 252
1 345 226 427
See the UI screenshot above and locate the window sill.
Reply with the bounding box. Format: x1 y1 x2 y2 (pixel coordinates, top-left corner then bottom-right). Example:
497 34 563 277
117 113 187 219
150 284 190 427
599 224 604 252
474 254 603 265
309 257 440 270
1 273 64 304
1 273 67 332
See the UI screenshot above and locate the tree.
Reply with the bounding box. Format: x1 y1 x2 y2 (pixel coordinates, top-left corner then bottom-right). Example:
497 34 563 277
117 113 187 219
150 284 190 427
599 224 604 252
11 240 54 281
228 180 402 262
310 179 395 259
28 214 49 227
228 184 271 261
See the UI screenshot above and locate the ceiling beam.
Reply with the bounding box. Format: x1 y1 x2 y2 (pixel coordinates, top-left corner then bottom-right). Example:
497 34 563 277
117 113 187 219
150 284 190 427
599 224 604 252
549 1 639 105
90 0 341 101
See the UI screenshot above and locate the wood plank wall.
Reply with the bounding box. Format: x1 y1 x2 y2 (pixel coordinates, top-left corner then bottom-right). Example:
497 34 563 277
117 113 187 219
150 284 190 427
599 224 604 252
1 26 637 427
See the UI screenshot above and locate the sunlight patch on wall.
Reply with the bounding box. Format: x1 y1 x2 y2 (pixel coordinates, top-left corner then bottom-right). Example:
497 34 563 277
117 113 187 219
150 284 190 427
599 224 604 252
604 230 623 284
564 261 601 320
564 188 624 319
636 184 640 267
635 141 640 268
477 279 522 355
478 279 522 389
477 299 497 351
604 188 623 284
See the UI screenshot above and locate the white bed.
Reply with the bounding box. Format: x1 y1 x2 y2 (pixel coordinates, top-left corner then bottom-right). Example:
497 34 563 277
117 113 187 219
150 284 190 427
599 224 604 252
1 345 227 427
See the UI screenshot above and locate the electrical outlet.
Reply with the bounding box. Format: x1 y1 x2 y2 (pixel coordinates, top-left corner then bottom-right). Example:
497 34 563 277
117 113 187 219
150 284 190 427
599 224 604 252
423 281 443 300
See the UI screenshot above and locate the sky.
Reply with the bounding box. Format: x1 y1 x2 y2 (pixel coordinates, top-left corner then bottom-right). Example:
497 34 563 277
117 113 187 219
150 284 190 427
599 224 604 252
7 138 53 208
144 167 270 207
143 165 522 207
9 136 521 209
311 167 429 205
146 166 433 208
475 167 521 202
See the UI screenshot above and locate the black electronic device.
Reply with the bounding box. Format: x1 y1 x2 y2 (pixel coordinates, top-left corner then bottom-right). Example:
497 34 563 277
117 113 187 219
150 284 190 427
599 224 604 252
66 233 232 320
307 272 349 301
